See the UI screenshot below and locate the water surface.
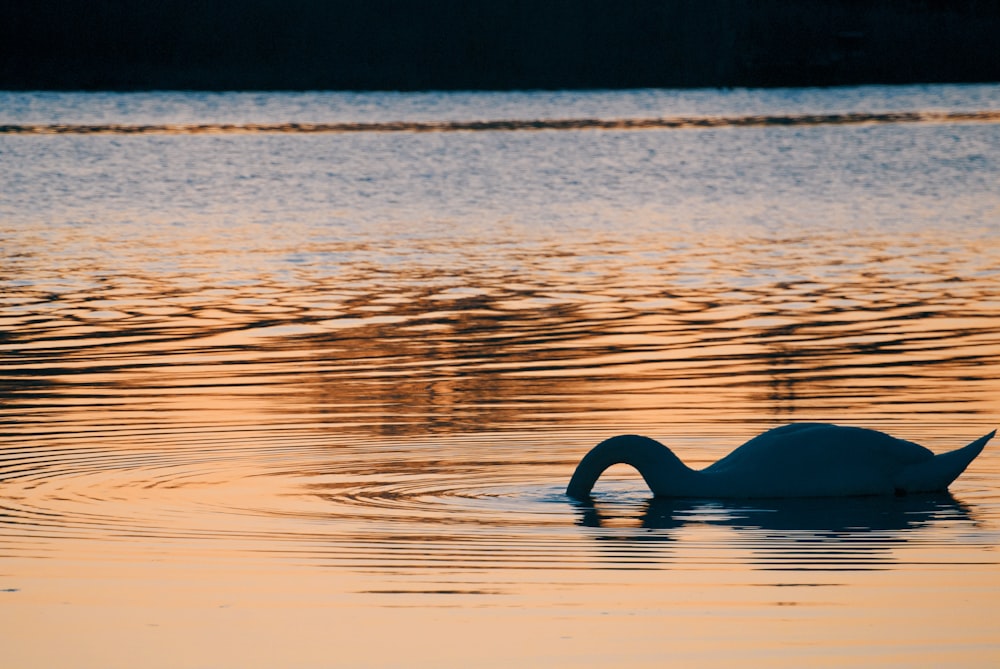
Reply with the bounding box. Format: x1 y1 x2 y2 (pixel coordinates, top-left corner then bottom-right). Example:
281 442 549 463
2 85 1000 668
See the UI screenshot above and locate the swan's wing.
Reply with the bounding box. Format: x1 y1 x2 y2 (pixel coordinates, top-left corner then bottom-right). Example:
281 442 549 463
706 424 933 475
700 424 937 496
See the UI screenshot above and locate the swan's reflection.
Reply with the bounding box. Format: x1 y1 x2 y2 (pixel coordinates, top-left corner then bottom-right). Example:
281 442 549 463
572 493 977 570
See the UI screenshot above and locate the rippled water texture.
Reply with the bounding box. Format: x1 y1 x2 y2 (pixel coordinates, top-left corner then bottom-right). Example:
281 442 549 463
2 86 1000 668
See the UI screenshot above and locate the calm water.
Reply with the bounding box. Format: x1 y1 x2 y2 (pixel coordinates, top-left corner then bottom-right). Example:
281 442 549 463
2 85 1000 668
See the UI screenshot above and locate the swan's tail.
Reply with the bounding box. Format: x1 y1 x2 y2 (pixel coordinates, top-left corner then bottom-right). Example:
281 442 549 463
895 430 995 493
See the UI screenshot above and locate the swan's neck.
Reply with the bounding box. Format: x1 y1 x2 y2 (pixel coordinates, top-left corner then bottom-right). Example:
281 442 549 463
566 434 701 499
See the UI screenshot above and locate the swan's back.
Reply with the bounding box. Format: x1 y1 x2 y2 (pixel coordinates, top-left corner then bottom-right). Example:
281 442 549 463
703 424 939 497
709 424 933 472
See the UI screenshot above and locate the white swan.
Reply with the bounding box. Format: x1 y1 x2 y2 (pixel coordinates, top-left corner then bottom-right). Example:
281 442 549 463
567 423 994 499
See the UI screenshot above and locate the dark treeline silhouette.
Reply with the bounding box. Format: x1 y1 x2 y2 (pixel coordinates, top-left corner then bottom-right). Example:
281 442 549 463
2 0 999 90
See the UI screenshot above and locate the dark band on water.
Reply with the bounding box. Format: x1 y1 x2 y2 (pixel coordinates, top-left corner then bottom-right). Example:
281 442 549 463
3 110 999 135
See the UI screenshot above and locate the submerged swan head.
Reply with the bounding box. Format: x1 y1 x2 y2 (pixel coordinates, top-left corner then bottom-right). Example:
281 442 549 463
567 423 995 500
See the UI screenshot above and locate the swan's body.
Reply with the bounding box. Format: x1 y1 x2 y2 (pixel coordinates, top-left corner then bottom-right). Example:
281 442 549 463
566 423 994 499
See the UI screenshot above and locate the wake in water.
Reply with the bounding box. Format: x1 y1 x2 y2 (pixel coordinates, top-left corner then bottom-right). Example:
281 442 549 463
2 110 999 134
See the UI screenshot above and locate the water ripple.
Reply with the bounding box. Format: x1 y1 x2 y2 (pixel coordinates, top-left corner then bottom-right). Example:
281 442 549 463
2 423 997 575
2 90 999 589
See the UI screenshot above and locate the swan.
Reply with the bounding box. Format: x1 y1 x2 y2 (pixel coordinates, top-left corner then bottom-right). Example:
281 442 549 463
566 423 994 499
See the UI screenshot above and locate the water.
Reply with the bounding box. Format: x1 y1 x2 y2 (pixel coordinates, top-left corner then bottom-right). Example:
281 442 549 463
2 84 1000 668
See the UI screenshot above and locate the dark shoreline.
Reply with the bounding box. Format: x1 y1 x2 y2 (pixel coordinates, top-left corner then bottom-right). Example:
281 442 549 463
3 1 999 92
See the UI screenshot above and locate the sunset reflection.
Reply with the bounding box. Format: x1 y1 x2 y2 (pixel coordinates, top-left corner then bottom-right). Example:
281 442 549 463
3 87 1000 668
4 225 998 441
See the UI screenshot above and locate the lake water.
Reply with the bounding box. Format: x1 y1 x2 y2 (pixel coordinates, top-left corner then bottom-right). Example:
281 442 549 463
2 85 1000 668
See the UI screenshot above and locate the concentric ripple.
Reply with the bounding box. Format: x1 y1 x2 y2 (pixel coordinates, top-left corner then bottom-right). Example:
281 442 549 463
3 424 997 574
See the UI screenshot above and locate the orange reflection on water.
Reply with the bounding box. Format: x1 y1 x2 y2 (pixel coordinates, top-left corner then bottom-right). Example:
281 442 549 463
4 95 1000 666
4 489 999 669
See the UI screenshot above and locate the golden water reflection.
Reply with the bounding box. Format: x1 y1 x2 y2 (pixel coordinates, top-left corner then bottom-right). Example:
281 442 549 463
4 229 1000 444
3 91 1000 666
